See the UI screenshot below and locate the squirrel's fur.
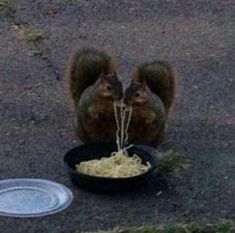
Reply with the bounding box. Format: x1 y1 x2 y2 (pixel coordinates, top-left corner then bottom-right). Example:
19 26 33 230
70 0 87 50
124 61 176 147
66 48 123 143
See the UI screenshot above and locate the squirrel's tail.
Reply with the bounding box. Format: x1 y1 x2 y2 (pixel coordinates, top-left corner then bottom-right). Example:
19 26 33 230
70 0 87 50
66 48 116 104
132 61 176 115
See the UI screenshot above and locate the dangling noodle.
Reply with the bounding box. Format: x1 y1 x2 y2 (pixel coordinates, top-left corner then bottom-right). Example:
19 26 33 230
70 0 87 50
113 101 133 150
76 101 151 178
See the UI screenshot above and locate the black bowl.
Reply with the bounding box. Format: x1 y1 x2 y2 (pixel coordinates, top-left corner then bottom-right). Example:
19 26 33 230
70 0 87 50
64 142 157 192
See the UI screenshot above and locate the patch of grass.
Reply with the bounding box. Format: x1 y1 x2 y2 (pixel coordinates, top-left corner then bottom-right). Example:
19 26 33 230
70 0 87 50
12 23 44 44
0 0 11 13
20 28 44 43
87 220 235 233
157 150 191 177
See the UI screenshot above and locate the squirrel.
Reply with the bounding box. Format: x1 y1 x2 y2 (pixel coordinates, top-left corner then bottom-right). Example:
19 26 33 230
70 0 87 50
124 61 176 147
66 48 123 144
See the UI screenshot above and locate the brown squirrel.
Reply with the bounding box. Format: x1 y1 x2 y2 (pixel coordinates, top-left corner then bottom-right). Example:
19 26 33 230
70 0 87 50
66 48 123 143
124 61 176 147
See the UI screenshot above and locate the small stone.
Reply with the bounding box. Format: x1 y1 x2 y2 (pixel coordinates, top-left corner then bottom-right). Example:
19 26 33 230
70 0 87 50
18 139 25 145
46 8 58 17
6 132 11 136
29 50 41 57
156 191 162 196
129 8 136 13
12 25 19 30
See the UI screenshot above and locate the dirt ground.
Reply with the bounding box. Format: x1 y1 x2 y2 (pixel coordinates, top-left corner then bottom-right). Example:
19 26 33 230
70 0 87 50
0 1 234 233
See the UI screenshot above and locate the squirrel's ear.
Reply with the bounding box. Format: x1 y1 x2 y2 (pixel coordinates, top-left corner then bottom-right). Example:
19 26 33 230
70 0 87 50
131 80 146 88
140 80 147 91
95 73 105 85
99 73 106 83
113 71 118 78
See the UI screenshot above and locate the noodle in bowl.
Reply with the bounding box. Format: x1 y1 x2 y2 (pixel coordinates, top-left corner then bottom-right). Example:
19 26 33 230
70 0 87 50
76 150 151 178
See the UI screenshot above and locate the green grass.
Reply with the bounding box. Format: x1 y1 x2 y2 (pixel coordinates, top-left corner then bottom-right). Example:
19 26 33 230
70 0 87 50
88 220 235 233
20 27 44 43
12 23 44 44
157 150 191 177
0 0 11 12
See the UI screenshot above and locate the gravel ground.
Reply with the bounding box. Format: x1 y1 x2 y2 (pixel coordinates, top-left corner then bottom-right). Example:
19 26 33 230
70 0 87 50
0 1 234 233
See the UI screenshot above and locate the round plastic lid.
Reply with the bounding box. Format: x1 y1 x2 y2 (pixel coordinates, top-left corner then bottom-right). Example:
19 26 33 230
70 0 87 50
0 178 73 217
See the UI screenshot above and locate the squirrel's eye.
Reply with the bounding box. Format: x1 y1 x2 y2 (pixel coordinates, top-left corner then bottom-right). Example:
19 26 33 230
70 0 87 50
135 92 140 97
106 85 111 90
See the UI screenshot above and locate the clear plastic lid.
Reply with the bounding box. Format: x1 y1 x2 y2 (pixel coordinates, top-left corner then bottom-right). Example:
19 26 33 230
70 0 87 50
0 178 73 217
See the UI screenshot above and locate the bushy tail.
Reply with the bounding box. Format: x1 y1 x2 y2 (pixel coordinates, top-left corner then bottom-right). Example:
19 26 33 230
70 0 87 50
66 48 117 104
132 61 176 114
